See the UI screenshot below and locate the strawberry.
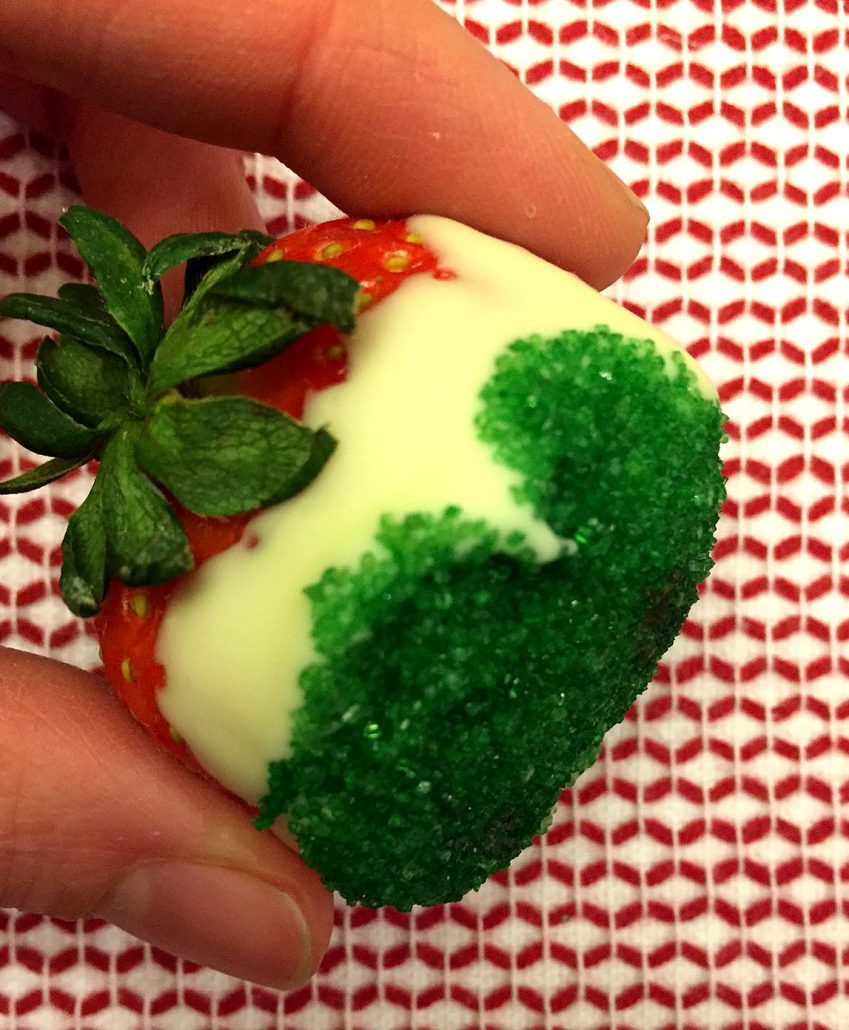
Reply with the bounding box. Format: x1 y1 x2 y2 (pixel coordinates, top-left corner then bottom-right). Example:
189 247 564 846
0 208 726 910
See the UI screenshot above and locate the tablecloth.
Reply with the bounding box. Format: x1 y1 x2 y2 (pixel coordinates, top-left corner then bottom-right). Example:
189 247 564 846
1 0 848 1027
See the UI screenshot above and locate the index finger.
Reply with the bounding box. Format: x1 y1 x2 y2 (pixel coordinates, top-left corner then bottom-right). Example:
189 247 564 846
1 0 647 288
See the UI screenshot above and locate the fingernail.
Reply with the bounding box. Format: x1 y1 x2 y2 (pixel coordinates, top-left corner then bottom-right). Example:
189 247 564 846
102 862 314 989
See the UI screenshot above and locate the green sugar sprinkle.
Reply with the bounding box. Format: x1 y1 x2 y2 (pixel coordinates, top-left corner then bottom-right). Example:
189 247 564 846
257 326 726 910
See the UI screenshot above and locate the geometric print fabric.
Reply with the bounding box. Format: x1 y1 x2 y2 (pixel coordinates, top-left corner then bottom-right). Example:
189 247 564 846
1 1 848 1027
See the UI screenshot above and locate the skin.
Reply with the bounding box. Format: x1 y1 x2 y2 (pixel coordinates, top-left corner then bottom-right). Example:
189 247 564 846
0 0 648 990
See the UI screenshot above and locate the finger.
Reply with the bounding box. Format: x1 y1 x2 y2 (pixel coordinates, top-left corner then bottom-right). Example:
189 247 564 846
62 104 266 317
0 72 57 131
1 0 647 288
0 75 265 319
61 107 265 248
0 646 334 989
0 76 263 244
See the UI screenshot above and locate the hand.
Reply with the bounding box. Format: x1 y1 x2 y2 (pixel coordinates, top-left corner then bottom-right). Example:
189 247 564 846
0 0 648 988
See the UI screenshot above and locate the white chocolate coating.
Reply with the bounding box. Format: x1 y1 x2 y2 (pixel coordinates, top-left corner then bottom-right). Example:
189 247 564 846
156 216 715 803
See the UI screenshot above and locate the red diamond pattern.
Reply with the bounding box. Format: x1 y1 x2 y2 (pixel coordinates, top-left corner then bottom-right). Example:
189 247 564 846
2 0 849 1027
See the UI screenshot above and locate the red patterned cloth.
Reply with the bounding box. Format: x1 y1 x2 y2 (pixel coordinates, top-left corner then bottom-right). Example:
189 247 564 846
1 1 847 1027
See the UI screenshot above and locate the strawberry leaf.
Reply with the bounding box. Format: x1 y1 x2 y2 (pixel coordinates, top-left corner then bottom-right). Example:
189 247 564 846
0 381 104 457
183 231 274 308
211 261 358 333
147 257 358 394
0 455 88 495
60 207 163 368
56 284 140 366
0 208 355 614
183 247 257 310
264 425 337 504
57 282 110 316
136 395 335 515
60 478 107 617
144 229 274 291
36 335 136 428
147 295 312 394
99 425 192 586
0 293 137 364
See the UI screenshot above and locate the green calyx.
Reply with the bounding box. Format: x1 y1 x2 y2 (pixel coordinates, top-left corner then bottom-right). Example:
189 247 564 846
0 207 359 616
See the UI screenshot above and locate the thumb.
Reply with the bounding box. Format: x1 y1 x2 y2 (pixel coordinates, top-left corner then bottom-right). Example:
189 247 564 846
0 646 334 989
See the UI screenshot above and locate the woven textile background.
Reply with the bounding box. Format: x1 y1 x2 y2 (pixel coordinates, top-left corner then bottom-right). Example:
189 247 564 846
1 0 848 1028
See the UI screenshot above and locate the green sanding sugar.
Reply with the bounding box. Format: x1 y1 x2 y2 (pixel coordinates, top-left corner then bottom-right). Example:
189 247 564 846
257 326 726 910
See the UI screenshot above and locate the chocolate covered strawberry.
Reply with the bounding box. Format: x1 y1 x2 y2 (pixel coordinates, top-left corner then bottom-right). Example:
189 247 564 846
0 208 725 910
